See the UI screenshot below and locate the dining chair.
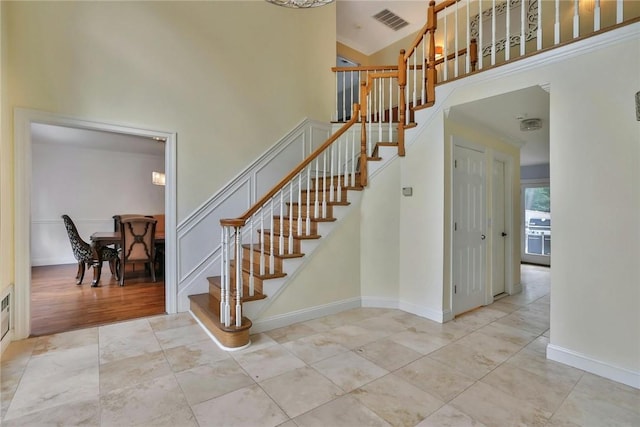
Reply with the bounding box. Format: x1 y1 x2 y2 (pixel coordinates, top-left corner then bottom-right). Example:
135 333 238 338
118 216 157 286
61 214 119 285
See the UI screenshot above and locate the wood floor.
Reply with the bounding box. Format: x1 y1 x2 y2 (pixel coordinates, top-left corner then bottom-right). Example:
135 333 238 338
30 263 165 337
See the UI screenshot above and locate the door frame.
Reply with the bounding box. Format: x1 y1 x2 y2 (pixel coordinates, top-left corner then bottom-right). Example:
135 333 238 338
449 136 516 317
13 108 178 340
490 151 514 299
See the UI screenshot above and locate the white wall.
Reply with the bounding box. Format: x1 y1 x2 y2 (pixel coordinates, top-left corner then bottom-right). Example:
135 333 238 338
370 25 639 385
31 141 164 266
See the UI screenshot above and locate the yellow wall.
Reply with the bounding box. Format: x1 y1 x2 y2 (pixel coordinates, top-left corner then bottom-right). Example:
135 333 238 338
0 1 336 296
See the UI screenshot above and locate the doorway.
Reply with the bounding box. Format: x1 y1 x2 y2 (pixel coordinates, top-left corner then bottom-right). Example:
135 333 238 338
521 181 551 266
13 109 177 340
452 143 487 315
492 159 507 296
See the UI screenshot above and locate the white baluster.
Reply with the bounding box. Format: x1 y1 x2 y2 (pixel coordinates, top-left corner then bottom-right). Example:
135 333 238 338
505 0 511 61
413 54 417 107
537 0 543 51
444 15 449 80
350 71 355 119
350 130 356 187
378 75 382 142
616 0 623 24
279 190 284 256
521 0 527 55
341 71 346 122
314 157 320 218
421 38 426 102
305 166 311 235
466 0 471 73
224 228 231 327
249 216 254 296
478 0 483 69
594 0 601 31
330 144 335 202
491 0 496 66
573 0 580 39
288 181 294 254
454 0 459 77
260 208 265 276
337 138 342 203
234 227 242 328
269 199 274 273
554 0 560 45
322 151 327 218
388 76 392 141
220 228 226 324
297 173 303 236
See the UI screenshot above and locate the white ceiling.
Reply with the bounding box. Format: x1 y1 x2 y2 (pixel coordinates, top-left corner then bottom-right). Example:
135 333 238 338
337 0 550 167
31 123 165 157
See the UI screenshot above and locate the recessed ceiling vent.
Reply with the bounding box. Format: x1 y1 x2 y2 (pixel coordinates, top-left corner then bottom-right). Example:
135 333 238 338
373 9 409 31
520 118 542 131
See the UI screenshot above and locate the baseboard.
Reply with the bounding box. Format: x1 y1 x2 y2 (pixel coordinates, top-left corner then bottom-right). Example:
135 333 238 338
511 281 523 295
1 329 14 355
547 343 640 390
250 297 362 334
360 296 399 309
361 296 450 323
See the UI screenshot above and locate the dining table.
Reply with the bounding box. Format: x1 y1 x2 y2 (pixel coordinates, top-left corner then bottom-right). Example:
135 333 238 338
89 230 165 286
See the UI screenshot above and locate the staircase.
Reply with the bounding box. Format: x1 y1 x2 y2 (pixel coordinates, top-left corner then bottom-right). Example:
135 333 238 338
189 170 374 349
186 0 638 349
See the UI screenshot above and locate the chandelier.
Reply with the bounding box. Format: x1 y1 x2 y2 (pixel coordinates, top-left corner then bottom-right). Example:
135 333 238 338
265 0 334 8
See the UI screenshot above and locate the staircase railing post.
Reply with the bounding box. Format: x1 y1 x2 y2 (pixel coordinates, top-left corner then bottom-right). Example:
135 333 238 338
427 1 437 104
397 49 407 157
470 38 478 72
359 81 368 187
234 225 243 327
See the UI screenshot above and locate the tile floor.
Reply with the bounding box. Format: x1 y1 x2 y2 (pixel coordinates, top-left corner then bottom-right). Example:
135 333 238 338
1 265 639 426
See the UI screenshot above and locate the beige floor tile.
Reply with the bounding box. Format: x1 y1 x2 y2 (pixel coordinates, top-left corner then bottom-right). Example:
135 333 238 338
351 373 444 427
387 329 452 355
355 337 422 371
100 373 189 426
450 307 508 331
354 315 408 334
131 407 199 427
481 362 578 413
147 312 197 332
450 381 551 426
153 323 210 350
395 356 476 402
319 324 387 349
265 322 320 344
191 384 288 427
98 319 161 364
506 346 584 385
456 330 525 360
428 341 505 381
311 351 388 392
32 327 98 355
163 337 231 372
416 404 487 427
282 333 349 364
232 343 306 382
571 373 640 416
293 394 391 427
174 358 254 405
260 366 343 418
5 364 99 421
1 398 100 427
17 343 99 380
99 350 173 394
475 322 538 349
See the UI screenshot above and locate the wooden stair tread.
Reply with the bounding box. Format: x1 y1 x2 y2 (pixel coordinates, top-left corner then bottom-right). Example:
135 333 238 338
242 243 305 259
207 277 268 302
273 215 337 223
286 200 350 207
257 229 321 239
189 293 251 333
229 259 287 280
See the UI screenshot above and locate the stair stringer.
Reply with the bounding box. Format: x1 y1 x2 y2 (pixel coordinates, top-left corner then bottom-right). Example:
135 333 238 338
241 189 364 321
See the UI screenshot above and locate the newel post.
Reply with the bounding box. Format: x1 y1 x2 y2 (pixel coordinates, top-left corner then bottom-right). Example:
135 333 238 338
426 1 437 104
397 49 407 157
359 81 368 187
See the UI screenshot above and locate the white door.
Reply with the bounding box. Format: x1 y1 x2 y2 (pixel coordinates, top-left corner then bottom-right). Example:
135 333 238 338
492 159 506 296
453 144 487 315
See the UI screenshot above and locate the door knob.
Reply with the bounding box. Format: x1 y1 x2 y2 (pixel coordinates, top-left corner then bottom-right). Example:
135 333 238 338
501 232 508 237
481 234 486 240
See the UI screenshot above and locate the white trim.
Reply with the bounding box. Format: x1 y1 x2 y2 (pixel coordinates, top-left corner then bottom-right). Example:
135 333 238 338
13 108 178 340
547 343 640 390
399 300 451 323
249 297 362 334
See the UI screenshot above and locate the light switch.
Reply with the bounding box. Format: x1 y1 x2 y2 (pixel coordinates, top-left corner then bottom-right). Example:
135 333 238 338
402 187 413 196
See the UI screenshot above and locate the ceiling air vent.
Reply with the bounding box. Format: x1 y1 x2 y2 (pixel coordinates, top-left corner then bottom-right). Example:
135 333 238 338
373 9 409 31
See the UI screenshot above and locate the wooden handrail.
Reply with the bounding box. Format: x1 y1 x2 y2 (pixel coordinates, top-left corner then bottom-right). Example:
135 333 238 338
220 105 362 228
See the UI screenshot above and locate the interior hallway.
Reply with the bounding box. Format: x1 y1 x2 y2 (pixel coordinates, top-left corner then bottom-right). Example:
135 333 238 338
1 265 639 426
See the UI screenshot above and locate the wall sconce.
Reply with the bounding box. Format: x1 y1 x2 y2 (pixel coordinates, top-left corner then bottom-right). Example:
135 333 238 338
435 46 444 59
152 171 166 186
